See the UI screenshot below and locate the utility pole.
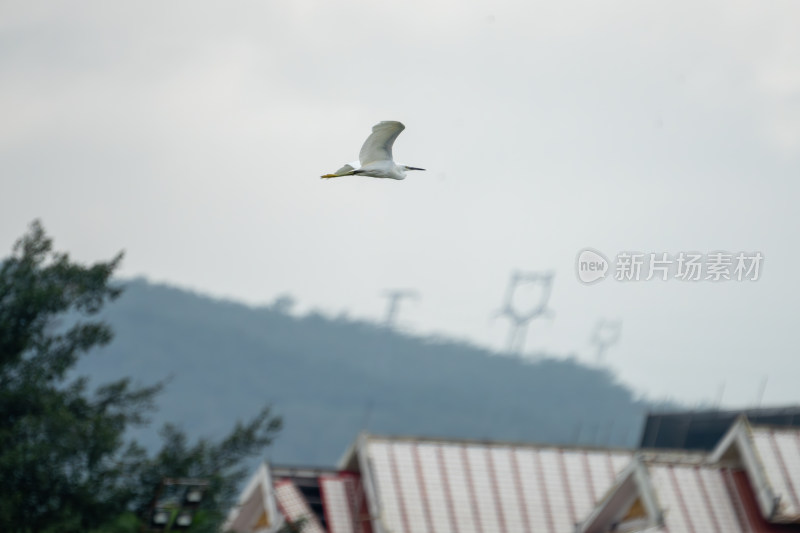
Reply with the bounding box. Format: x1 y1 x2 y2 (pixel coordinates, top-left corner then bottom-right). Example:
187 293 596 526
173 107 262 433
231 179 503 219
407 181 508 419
382 289 419 329
496 271 555 354
592 319 622 362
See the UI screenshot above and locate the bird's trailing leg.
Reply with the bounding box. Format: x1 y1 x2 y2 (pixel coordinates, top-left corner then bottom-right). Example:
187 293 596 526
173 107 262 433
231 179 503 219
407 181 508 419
320 169 363 179
321 163 359 179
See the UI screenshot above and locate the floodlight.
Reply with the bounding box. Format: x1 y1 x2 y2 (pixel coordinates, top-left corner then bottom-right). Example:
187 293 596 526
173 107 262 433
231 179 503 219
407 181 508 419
151 508 170 529
174 511 193 529
185 487 203 504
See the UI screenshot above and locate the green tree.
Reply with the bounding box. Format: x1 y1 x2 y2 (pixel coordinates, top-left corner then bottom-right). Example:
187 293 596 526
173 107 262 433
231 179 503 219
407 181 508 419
0 221 281 532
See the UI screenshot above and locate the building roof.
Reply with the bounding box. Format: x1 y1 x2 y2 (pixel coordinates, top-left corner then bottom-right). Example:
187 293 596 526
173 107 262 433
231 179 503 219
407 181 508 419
647 463 747 533
640 406 800 451
580 417 800 533
272 466 341 530
223 463 280 533
226 413 800 533
226 464 367 533
319 473 369 533
580 459 800 533
711 418 800 523
275 479 326 533
356 434 634 533
750 426 800 521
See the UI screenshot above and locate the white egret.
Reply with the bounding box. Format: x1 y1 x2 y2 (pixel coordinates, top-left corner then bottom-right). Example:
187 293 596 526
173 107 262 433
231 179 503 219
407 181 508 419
321 121 425 180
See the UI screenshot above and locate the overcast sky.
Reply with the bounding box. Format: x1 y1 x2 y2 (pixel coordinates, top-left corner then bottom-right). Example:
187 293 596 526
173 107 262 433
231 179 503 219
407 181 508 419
2 1 799 408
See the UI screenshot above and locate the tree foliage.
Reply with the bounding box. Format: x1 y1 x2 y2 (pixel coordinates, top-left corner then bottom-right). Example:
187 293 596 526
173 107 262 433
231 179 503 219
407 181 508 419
0 221 281 532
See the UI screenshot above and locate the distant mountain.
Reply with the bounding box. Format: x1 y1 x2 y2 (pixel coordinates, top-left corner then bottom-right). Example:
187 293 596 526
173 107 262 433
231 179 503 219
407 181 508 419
75 279 655 466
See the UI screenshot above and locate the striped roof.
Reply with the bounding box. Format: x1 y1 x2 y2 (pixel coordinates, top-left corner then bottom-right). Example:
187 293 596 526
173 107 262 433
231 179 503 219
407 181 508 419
579 460 800 533
359 435 633 533
647 464 749 532
275 480 326 533
320 474 369 533
750 426 800 520
711 418 800 523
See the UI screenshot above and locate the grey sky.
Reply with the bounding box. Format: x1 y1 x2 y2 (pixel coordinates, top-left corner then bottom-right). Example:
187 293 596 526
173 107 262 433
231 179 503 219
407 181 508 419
2 1 798 407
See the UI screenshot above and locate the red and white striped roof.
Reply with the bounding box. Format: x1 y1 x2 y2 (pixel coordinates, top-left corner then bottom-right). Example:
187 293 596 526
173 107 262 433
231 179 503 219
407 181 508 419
320 474 369 533
750 426 800 520
711 418 800 523
359 435 633 533
580 460 800 533
275 479 326 533
647 464 750 532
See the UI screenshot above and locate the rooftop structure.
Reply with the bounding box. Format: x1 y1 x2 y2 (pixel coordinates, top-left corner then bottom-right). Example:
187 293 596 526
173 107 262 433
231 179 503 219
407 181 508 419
639 406 800 451
226 414 800 533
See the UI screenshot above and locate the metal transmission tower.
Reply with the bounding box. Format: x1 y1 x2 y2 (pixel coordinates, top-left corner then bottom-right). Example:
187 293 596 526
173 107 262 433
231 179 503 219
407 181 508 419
592 319 622 362
382 289 419 328
496 271 555 354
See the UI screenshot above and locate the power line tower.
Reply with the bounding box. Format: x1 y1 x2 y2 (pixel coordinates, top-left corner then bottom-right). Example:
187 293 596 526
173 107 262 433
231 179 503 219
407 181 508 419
496 271 555 354
591 319 622 362
382 289 419 329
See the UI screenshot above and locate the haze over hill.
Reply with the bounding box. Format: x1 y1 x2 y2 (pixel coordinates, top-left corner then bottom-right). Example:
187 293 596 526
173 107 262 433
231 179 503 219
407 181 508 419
76 279 663 466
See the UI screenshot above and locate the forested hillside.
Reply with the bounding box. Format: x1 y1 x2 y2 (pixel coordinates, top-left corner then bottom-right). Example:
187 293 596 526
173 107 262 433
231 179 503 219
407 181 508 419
76 279 655 465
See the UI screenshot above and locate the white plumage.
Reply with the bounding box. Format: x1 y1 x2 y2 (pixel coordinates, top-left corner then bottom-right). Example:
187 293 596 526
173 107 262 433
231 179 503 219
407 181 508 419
321 121 425 180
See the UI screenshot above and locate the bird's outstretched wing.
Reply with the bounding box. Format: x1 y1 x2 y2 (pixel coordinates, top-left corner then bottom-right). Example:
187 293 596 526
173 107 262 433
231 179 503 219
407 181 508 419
359 121 405 166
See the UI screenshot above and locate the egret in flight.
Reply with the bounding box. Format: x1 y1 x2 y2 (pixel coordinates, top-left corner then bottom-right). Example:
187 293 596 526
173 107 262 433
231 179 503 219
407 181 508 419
321 121 425 180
